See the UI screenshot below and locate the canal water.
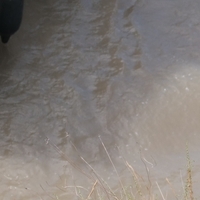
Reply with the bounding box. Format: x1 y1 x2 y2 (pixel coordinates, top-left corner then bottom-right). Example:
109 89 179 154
1 0 200 199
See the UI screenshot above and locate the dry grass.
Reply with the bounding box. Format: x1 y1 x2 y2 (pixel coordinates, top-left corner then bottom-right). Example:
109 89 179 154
184 145 194 200
46 137 196 200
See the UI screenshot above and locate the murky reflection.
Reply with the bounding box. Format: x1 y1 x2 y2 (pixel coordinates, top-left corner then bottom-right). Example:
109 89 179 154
1 0 200 199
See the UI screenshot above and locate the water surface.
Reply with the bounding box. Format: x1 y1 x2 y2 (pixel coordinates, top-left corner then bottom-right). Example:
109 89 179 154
1 0 200 199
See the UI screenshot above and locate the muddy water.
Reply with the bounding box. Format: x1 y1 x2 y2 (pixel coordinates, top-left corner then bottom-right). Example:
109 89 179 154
1 0 200 199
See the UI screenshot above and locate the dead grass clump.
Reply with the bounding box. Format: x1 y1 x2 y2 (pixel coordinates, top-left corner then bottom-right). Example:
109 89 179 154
46 137 196 200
